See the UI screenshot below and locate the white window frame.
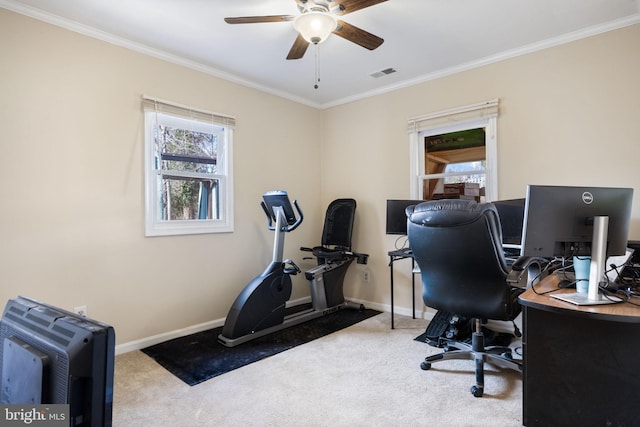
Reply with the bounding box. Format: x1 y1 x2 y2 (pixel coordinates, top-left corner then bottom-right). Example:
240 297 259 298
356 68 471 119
408 99 498 201
143 96 235 236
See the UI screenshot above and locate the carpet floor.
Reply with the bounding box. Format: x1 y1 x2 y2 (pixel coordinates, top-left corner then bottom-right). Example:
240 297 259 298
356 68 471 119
114 313 524 426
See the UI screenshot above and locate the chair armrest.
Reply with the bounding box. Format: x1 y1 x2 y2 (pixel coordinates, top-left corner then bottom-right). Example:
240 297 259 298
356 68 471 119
507 256 548 287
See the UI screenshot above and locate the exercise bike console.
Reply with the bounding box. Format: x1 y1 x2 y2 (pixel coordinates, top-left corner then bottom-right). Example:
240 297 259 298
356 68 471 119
261 191 303 231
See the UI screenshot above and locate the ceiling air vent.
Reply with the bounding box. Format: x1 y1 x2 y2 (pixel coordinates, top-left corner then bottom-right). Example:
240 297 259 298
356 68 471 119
370 67 397 78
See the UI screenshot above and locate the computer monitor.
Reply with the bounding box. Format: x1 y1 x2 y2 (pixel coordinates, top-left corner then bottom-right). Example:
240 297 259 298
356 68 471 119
521 185 633 258
0 296 115 426
492 198 526 246
521 185 633 305
386 199 423 235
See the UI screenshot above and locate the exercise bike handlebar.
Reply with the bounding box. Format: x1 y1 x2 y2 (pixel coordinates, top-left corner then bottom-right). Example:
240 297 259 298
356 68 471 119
261 199 304 232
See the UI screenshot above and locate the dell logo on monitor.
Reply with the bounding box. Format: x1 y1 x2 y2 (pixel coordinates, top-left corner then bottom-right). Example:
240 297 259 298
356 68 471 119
582 191 594 204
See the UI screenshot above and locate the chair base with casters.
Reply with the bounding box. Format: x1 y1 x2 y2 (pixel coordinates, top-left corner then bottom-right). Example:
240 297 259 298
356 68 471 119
420 318 523 397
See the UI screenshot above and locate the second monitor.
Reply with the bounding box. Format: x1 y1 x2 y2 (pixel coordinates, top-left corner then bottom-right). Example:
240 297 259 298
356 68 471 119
386 199 424 236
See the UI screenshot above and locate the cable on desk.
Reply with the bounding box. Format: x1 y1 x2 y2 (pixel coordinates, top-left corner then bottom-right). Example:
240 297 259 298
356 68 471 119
595 287 625 304
393 235 410 251
530 258 566 295
597 262 640 305
553 261 579 289
598 285 640 306
530 257 638 300
604 260 640 291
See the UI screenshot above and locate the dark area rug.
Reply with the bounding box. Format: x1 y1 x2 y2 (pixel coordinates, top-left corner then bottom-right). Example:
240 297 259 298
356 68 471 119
142 306 381 386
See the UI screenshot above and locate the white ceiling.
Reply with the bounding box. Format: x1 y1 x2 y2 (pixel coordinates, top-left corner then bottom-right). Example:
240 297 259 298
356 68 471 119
2 0 639 108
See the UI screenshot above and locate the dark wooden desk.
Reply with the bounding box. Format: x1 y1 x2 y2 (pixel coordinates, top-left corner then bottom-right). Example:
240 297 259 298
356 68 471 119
519 276 640 426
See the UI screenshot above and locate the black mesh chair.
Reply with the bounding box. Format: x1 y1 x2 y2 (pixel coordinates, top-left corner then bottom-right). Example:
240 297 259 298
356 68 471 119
407 199 544 397
302 198 367 265
300 199 368 311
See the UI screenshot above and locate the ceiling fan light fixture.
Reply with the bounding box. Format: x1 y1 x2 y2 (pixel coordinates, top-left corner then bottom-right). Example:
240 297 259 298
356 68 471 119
294 11 337 45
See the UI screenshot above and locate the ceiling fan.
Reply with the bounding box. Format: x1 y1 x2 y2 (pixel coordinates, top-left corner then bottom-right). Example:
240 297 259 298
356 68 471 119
224 0 387 60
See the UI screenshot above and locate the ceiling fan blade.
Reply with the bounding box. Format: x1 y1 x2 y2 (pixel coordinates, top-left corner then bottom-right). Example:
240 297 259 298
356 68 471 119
330 0 388 16
224 15 295 24
333 20 384 50
286 34 310 60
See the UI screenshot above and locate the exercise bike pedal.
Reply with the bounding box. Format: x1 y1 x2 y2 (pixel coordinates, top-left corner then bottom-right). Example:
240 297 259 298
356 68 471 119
282 259 301 275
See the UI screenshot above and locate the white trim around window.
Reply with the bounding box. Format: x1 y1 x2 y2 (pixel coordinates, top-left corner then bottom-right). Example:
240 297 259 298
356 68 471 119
143 96 235 236
408 99 499 201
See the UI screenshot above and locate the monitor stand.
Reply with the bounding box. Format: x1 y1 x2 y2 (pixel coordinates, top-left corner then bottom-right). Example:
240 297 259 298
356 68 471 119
551 292 621 306
551 216 621 306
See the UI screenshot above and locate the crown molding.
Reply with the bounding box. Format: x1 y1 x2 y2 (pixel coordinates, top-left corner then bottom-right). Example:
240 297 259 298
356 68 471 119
321 13 640 109
2 1 638 110
0 0 323 108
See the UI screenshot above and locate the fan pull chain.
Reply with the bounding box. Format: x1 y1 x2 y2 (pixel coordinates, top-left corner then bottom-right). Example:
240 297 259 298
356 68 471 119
314 44 320 89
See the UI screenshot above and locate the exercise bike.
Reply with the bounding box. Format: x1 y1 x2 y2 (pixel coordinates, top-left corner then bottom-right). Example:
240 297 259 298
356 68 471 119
218 191 368 347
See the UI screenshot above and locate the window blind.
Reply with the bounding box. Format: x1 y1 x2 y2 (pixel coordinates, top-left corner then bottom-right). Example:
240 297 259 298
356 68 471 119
407 99 498 133
142 96 236 128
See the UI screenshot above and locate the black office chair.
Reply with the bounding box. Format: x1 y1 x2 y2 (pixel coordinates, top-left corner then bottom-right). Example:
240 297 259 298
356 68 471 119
407 199 543 397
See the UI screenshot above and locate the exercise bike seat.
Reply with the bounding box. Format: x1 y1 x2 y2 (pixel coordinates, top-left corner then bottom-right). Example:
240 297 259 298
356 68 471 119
300 246 349 261
301 198 357 264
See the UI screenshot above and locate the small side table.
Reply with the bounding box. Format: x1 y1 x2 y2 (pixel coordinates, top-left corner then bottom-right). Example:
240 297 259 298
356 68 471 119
388 249 418 329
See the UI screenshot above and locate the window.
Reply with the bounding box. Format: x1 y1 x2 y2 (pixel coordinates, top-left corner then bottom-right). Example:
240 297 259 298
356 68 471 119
143 97 235 236
408 99 498 202
422 127 487 201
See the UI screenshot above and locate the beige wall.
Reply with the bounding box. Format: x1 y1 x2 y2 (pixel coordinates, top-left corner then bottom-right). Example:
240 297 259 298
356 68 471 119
0 9 323 345
323 24 640 311
1 7 639 348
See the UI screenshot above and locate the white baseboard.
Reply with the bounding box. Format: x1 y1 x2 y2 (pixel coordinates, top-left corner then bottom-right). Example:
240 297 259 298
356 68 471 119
115 318 225 355
114 297 431 356
115 296 313 355
350 297 434 321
